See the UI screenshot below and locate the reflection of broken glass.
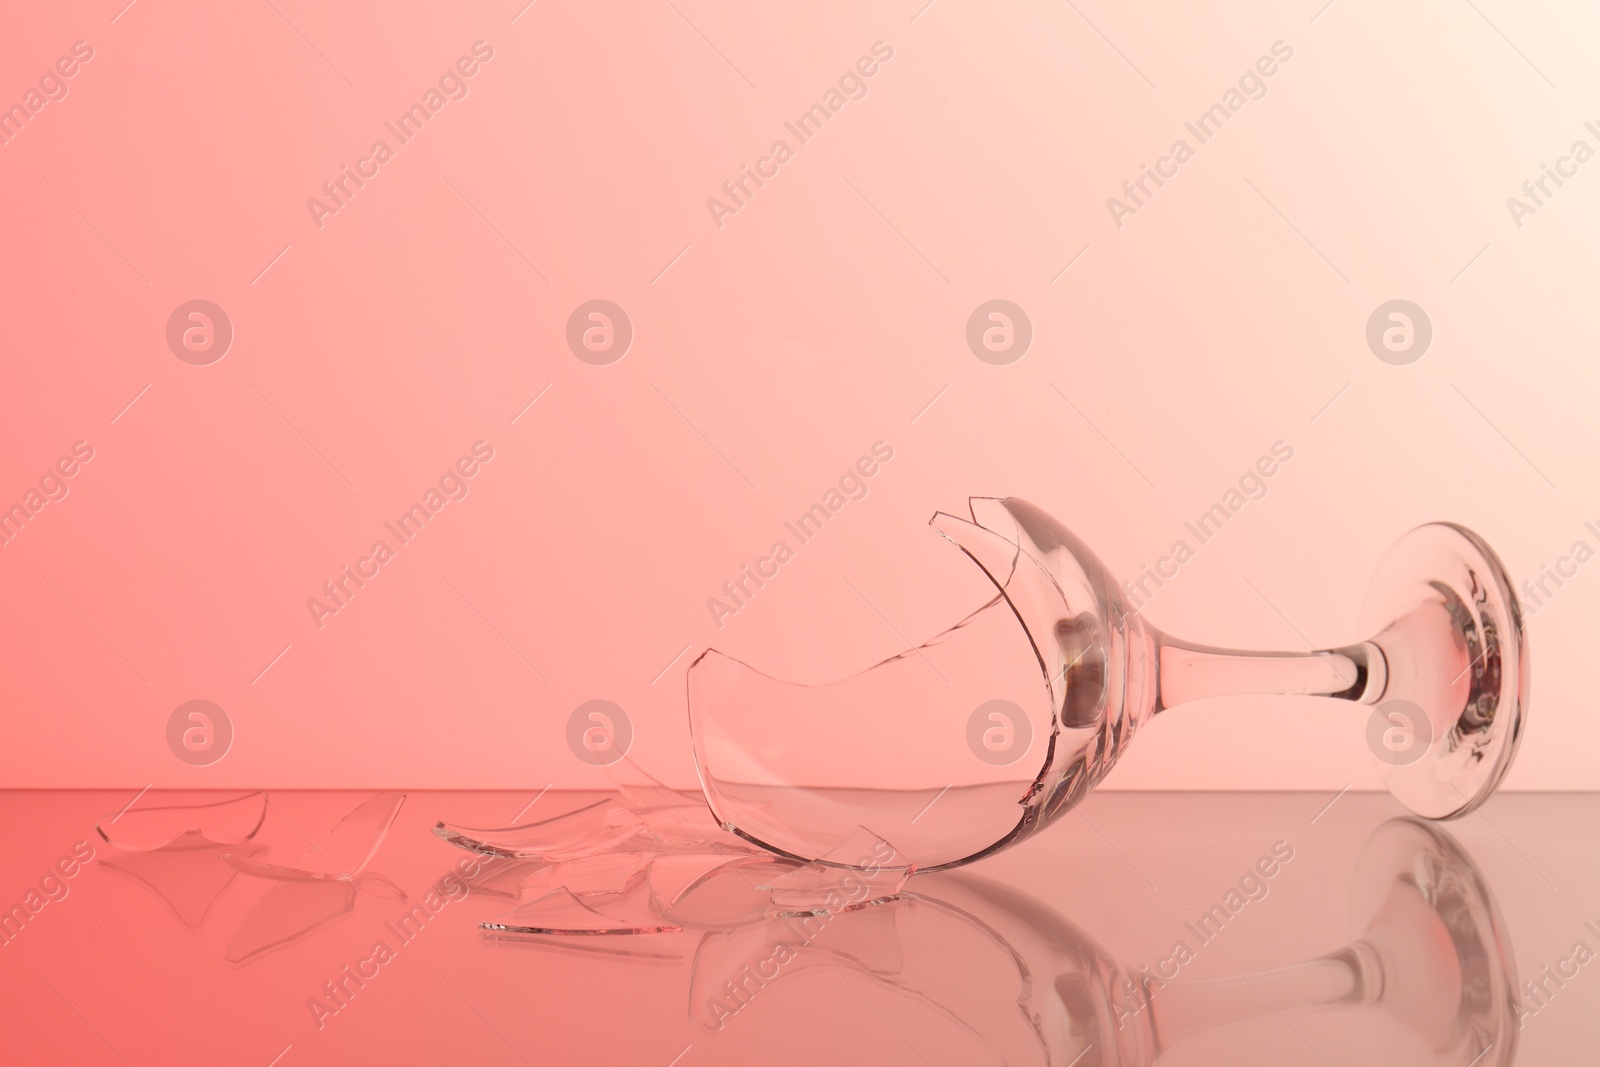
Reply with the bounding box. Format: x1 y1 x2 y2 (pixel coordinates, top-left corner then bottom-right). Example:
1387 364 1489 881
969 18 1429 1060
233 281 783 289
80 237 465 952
606 755 758 852
511 852 654 900
761 828 914 917
454 858 551 900
605 754 691 814
223 856 345 882
224 793 407 964
434 798 645 861
435 797 913 933
681 864 1059 1053
634 800 746 850
689 498 1531 871
101 844 262 929
480 931 683 963
431 779 1511 1066
482 887 681 936
225 793 402 880
226 879 357 964
648 853 774 914
691 903 906 1007
96 790 267 851
91 792 270 934
673 819 1516 1066
652 855 800 929
687 904 1009 1058
432 780 776 933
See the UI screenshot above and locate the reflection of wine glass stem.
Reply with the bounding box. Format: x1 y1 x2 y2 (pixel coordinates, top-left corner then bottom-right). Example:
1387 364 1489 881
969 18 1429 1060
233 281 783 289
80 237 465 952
1147 943 1382 1052
1153 635 1386 714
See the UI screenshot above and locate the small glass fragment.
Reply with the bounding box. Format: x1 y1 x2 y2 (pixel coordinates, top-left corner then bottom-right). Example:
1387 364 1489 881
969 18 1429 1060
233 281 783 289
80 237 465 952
434 798 645 861
633 801 746 851
647 852 774 913
510 851 654 901
453 858 549 900
225 792 403 882
481 887 681 936
604 755 752 850
221 794 407 961
759 827 913 916
96 791 267 852
654 855 802 928
223 854 349 882
310 792 405 876
480 933 683 963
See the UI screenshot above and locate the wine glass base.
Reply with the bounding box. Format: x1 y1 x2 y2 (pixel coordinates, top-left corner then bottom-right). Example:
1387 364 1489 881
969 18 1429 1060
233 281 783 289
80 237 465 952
1360 523 1528 820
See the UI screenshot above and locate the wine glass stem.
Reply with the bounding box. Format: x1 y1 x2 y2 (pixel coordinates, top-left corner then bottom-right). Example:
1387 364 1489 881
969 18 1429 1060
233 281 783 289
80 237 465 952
1152 636 1386 714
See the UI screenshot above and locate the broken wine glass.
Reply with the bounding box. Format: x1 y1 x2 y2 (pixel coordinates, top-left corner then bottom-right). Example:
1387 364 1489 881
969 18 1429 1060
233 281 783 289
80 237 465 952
689 498 1527 871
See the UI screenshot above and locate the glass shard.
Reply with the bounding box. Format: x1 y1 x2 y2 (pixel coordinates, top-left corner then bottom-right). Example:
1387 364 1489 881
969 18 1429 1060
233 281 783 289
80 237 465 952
480 887 680 936
223 853 349 882
434 798 645 861
655 855 803 928
510 851 654 900
96 790 267 852
601 755 757 850
305 791 405 877
604 754 688 814
647 852 775 913
480 933 683 963
453 858 549 900
761 828 914 916
354 873 409 902
634 800 747 851
226 791 404 882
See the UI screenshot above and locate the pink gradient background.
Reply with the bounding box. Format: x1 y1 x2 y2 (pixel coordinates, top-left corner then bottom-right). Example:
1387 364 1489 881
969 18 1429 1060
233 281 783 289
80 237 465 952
1 0 1596 793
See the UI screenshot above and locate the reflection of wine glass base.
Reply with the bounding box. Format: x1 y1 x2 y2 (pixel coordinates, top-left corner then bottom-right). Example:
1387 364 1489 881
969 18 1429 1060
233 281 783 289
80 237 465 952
1345 818 1518 1066
1361 524 1527 820
1147 818 1518 1067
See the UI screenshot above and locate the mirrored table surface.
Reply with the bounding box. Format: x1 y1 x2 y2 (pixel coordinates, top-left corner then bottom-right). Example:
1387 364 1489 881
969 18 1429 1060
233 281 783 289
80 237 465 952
1 789 1593 1066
